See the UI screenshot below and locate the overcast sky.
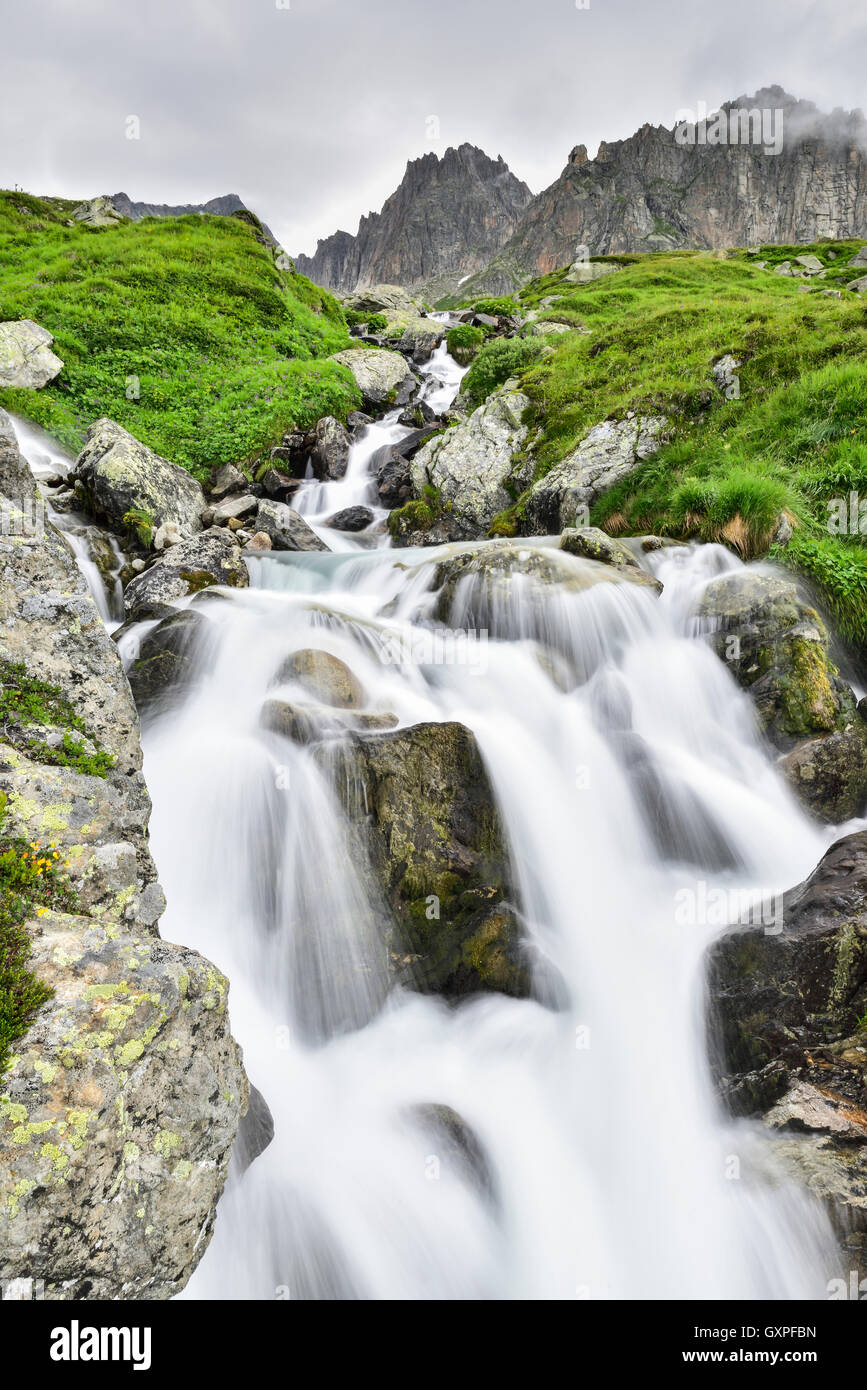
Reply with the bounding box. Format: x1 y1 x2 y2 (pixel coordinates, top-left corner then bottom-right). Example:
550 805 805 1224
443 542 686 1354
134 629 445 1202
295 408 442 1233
2 0 865 255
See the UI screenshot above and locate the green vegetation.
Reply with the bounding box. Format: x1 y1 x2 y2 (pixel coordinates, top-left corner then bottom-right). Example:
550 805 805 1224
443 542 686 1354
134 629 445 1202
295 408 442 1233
446 324 484 365
0 192 359 479
481 243 867 645
388 483 446 539
0 660 115 777
0 795 78 1074
461 337 544 409
122 507 155 549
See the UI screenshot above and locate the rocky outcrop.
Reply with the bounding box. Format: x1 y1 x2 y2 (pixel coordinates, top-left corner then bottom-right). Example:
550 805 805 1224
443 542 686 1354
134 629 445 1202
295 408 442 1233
123 529 249 620
126 610 212 713
330 348 417 409
521 415 669 535
409 389 531 538
254 500 330 552
465 88 867 294
69 196 123 229
294 144 534 301
693 570 867 821
707 831 867 1274
0 321 64 390
327 722 529 998
71 419 206 541
0 408 247 1298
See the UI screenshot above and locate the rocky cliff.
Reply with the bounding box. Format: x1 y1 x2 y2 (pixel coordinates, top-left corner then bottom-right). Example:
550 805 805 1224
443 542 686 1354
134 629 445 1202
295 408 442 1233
294 144 534 301
0 410 248 1299
464 88 867 295
109 192 247 222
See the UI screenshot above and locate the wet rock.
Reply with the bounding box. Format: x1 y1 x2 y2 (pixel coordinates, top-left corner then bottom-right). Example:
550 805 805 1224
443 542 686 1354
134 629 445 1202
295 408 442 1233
522 415 669 535
693 569 867 821
71 418 205 541
410 389 531 538
127 610 211 713
707 830 867 1263
330 347 418 409
258 467 297 500
0 319 64 389
347 410 373 434
328 721 529 998
559 526 642 569
123 528 249 619
260 698 397 744
234 1084 275 1175
255 499 331 553
271 648 365 708
374 448 413 508
326 505 374 532
308 416 352 481
409 1103 495 1196
398 400 439 428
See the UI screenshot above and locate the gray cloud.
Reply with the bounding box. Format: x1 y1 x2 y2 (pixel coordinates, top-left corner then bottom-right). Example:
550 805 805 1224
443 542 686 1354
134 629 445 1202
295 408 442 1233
1 0 865 255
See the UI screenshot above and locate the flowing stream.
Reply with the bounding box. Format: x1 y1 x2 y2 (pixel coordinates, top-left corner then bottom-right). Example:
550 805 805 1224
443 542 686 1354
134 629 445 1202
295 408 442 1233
11 342 848 1299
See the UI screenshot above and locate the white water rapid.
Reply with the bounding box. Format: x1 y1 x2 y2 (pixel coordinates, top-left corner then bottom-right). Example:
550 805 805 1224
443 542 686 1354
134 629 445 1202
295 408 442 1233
10 342 848 1299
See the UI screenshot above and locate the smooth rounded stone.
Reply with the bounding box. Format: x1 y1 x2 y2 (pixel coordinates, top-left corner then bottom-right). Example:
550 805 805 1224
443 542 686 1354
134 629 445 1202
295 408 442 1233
71 417 206 540
255 498 331 553
245 530 273 552
308 415 352 481
559 526 642 569
260 698 397 744
410 389 532 539
153 520 183 550
209 462 247 499
326 505 375 532
521 415 669 535
0 318 64 388
330 347 418 408
127 609 212 712
271 648 366 708
212 492 259 526
123 527 249 619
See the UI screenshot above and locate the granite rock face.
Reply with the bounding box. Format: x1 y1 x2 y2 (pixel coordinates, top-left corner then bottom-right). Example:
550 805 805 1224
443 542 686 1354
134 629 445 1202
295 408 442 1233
0 321 64 390
71 419 206 541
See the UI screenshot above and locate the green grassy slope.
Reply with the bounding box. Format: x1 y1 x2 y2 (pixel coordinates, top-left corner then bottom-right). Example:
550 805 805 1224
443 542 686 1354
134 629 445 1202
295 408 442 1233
0 192 359 478
458 244 867 646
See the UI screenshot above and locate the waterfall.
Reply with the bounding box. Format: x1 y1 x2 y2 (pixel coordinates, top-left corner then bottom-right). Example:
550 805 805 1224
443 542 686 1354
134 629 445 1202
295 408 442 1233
10 346 845 1300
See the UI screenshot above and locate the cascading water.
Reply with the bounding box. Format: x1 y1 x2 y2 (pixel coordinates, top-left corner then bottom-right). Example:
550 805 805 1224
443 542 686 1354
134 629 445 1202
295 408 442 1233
11 342 847 1299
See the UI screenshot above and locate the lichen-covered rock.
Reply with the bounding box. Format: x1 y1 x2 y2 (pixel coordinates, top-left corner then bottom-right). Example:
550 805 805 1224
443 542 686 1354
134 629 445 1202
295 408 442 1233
123 529 249 619
329 347 418 408
0 908 247 1300
0 320 64 389
308 416 351 481
254 499 330 553
0 412 248 1298
409 389 531 539
68 195 123 229
693 569 867 821
559 526 642 569
522 415 668 535
71 418 205 541
707 830 867 1273
326 721 529 998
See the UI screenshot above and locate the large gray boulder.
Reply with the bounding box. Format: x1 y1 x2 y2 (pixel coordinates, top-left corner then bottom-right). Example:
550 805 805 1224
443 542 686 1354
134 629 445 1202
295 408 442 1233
68 195 123 228
0 320 64 389
308 416 351 481
0 408 248 1298
72 419 206 541
330 348 418 408
255 499 330 552
123 528 249 619
522 415 669 535
410 389 531 538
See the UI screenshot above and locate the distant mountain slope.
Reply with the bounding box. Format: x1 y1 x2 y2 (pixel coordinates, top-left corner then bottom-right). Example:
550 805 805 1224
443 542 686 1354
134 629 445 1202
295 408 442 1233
460 87 867 296
110 191 246 221
294 144 534 301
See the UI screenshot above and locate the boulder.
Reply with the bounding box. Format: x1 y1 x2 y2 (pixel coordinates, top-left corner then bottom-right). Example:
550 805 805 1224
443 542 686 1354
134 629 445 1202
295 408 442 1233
846 275 867 294
693 570 867 821
71 419 205 541
409 389 531 539
211 493 258 526
374 448 413 508
330 348 418 409
209 463 247 499
308 415 352 481
271 649 365 708
68 195 123 228
707 831 867 1272
849 246 867 269
254 499 330 553
522 415 669 535
343 285 423 316
564 259 621 284
0 320 64 389
794 253 825 274
559 526 642 569
126 610 211 712
327 722 529 998
259 699 397 745
326 506 374 532
123 528 249 620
